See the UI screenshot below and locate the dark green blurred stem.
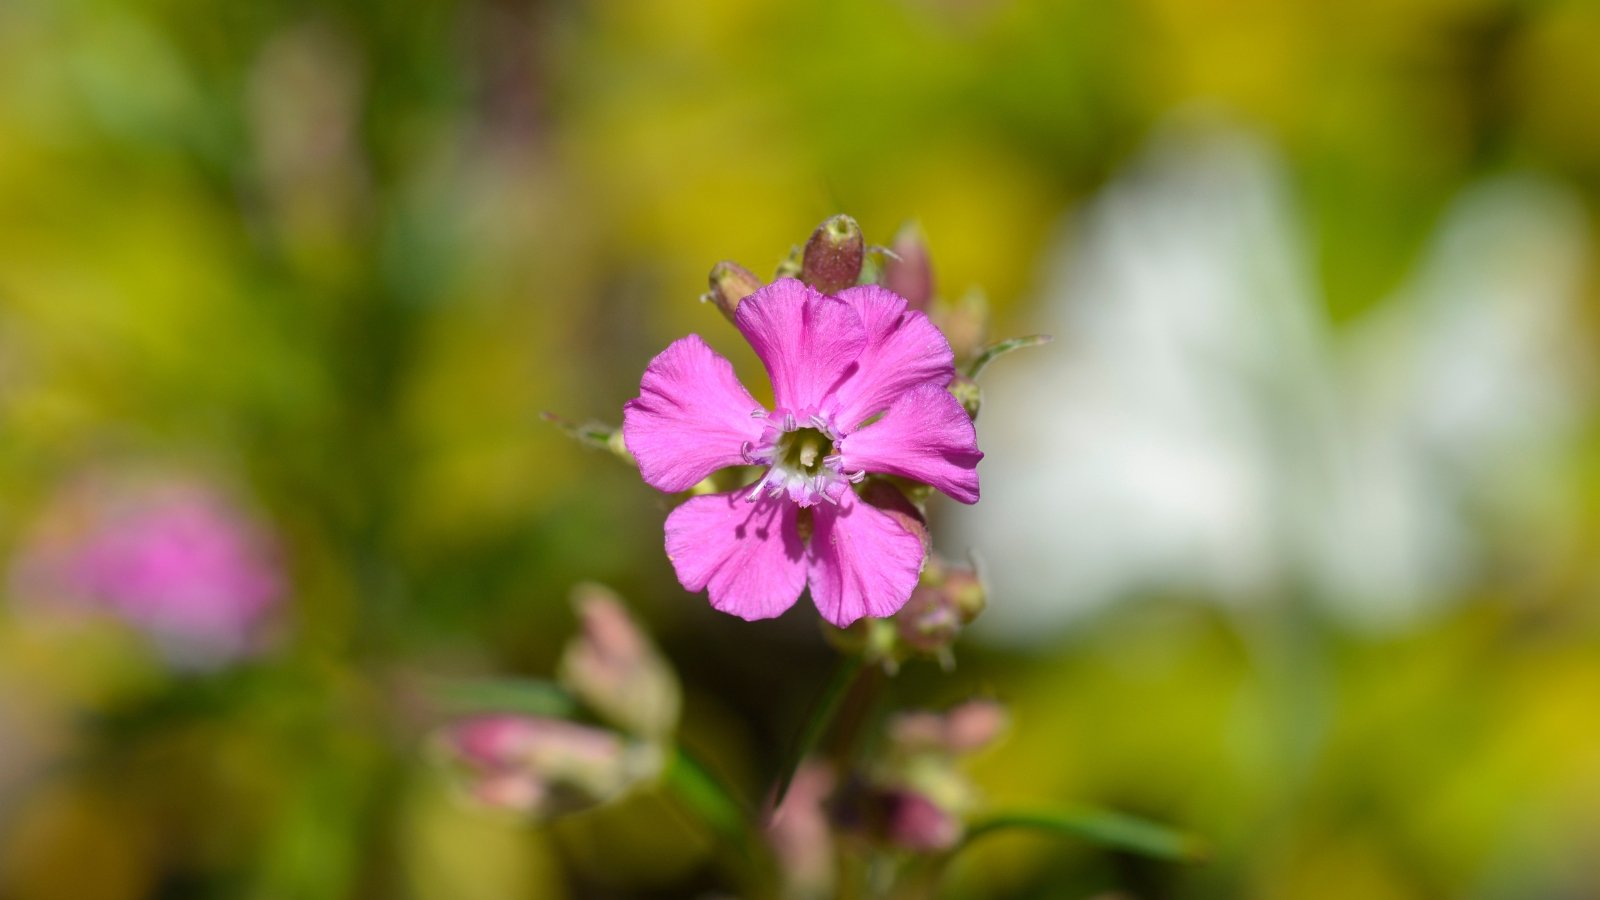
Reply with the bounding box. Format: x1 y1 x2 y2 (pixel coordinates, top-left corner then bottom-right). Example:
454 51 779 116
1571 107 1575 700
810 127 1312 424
772 654 866 806
663 746 774 893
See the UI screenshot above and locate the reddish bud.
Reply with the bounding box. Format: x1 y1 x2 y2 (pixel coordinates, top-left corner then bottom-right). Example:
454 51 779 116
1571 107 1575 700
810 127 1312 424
801 214 865 294
884 222 935 310
882 790 963 851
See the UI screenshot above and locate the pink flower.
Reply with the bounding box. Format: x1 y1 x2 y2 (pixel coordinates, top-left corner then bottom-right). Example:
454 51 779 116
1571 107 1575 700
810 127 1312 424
9 476 283 667
623 278 981 626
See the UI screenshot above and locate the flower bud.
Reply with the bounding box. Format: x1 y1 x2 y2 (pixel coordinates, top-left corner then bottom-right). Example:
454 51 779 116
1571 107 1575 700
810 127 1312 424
881 790 962 852
888 699 1007 757
934 288 988 362
439 715 660 819
835 780 964 853
800 214 864 294
558 583 680 740
704 261 763 323
892 558 986 657
883 222 935 310
766 760 837 899
944 699 1008 754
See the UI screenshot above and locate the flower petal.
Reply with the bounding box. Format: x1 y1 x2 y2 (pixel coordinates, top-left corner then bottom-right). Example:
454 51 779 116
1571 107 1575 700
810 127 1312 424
735 278 866 413
828 284 955 431
837 384 982 504
807 491 925 627
624 335 765 493
665 491 807 621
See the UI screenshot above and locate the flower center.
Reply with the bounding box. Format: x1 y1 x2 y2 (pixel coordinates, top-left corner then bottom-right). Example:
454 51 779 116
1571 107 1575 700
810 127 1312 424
778 427 832 476
743 412 861 508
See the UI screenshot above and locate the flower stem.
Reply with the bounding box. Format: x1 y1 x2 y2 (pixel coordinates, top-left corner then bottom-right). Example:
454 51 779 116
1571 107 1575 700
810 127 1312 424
771 654 865 806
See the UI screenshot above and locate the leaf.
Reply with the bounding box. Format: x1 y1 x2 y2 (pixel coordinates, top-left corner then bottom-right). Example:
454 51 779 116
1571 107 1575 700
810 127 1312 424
663 747 752 851
964 334 1053 379
426 676 578 719
962 807 1208 862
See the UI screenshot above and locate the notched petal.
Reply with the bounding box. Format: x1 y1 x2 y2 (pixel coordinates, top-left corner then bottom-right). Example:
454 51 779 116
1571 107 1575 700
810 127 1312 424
623 335 765 493
665 491 807 621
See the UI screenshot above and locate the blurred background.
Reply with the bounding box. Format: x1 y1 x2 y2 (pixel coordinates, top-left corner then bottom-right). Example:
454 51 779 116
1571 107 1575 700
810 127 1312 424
2 0 1599 897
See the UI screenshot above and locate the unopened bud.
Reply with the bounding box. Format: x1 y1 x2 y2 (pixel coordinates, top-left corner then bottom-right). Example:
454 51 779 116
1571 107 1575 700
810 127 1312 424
766 760 837 898
439 715 660 819
884 222 935 310
888 699 1007 757
934 288 988 361
835 782 962 852
800 214 864 294
704 261 763 323
943 699 1007 754
881 790 962 851
559 584 680 739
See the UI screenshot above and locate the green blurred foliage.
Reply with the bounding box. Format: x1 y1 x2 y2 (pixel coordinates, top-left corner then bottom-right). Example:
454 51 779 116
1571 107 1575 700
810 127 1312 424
0 0 1597 897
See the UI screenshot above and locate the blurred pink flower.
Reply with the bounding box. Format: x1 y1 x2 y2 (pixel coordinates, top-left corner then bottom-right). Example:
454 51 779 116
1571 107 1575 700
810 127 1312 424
623 278 981 626
10 476 284 667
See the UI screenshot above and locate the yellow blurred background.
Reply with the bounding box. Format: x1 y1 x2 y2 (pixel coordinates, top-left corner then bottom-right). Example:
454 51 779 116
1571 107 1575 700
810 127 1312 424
2 0 1599 897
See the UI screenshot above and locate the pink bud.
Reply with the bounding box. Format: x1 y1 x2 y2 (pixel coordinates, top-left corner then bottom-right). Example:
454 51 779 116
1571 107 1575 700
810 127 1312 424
892 559 986 655
884 222 935 310
440 715 659 819
766 761 837 897
882 790 962 852
943 699 1008 754
887 699 1007 756
800 214 865 294
558 584 680 739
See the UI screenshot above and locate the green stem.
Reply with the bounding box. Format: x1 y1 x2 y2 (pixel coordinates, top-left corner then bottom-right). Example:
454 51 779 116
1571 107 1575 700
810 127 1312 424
663 746 752 851
772 654 865 806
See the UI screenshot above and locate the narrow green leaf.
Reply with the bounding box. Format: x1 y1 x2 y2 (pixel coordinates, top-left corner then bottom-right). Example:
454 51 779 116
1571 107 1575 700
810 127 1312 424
771 655 864 806
964 334 1053 379
427 676 578 719
664 747 752 850
963 807 1207 862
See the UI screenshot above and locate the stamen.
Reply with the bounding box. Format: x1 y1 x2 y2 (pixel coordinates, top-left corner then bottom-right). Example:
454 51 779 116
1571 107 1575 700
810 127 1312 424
782 413 797 432
744 470 775 503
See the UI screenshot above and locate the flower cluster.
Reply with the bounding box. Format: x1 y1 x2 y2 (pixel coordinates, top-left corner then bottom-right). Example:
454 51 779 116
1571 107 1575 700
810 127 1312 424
436 584 678 820
767 699 1008 897
623 219 984 627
